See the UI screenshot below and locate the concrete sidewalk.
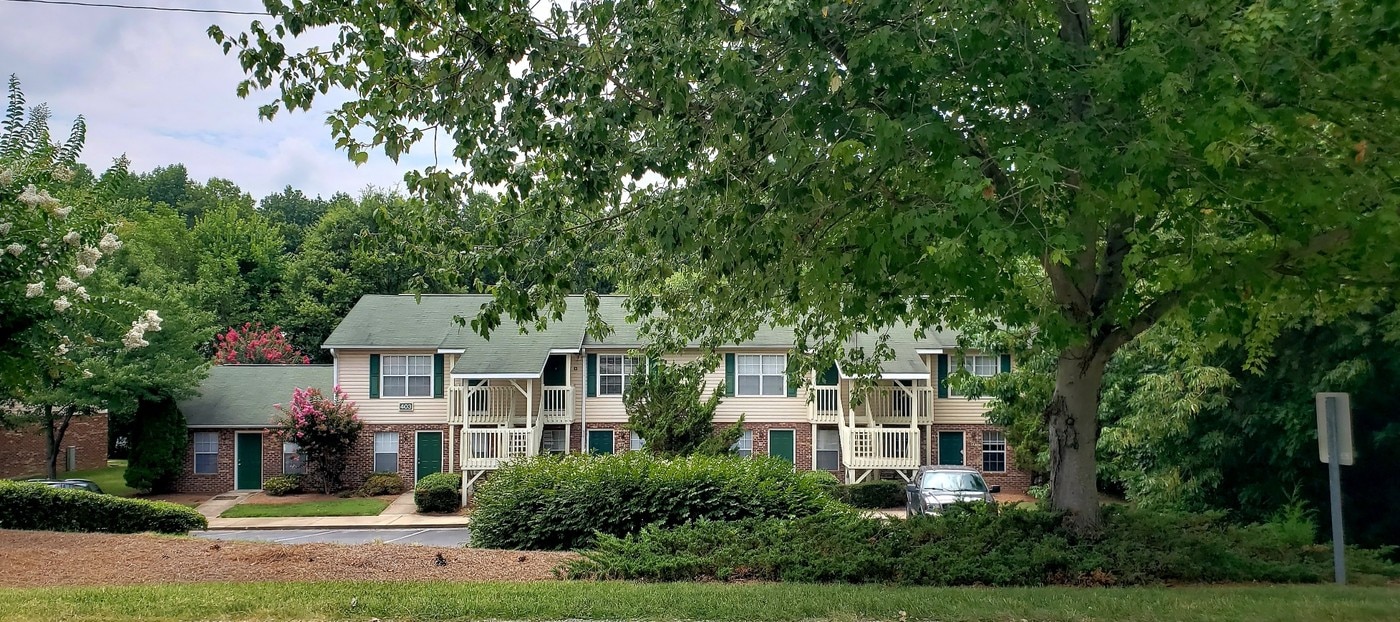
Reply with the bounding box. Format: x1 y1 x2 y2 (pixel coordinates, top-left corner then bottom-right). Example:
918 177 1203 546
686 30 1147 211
198 491 470 530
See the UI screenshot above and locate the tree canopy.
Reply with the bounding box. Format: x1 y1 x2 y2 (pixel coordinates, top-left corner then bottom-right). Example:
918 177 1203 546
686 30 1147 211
215 0 1400 527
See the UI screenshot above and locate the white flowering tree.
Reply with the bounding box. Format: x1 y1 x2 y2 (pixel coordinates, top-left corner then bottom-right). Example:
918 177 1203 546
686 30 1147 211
0 75 166 478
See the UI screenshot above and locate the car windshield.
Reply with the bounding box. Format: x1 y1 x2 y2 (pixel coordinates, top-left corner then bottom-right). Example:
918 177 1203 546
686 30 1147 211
920 471 988 492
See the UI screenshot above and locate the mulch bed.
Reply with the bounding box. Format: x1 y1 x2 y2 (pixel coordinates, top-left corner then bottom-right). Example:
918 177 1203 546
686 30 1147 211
0 530 574 587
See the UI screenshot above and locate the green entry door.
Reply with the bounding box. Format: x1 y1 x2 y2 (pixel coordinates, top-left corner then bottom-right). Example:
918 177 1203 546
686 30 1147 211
235 433 262 490
938 431 965 466
769 430 796 464
416 431 443 482
588 430 614 455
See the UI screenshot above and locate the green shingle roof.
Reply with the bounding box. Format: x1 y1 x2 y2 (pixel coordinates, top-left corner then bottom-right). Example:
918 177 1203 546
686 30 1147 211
179 365 332 428
324 294 967 378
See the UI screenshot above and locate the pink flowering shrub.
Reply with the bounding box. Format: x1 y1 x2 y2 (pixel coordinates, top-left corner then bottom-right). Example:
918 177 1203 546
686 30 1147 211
270 386 362 493
213 322 311 365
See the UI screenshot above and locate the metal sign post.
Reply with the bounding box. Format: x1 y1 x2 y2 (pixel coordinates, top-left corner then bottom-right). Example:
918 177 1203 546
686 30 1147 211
1315 392 1354 585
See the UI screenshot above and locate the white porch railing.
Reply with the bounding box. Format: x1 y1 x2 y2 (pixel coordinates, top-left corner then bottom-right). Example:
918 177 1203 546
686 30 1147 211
842 427 920 469
809 385 934 424
541 386 573 425
448 384 517 425
460 428 535 470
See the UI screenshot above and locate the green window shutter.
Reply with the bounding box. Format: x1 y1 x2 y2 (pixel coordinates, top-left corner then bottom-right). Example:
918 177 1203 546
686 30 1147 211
1000 354 1012 374
369 354 381 399
586 354 598 397
786 364 798 398
433 354 445 398
724 353 736 397
936 354 949 399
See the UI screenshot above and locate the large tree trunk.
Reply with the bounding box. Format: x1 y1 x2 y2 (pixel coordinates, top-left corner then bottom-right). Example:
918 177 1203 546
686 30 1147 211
1045 345 1110 531
43 404 75 480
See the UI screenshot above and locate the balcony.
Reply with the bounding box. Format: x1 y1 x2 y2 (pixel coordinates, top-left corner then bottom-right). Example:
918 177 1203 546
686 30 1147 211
448 383 574 425
809 385 934 424
460 428 536 470
540 386 573 425
842 427 920 470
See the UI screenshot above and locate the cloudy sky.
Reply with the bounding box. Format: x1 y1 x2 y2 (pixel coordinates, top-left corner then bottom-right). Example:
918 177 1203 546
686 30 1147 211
0 0 433 199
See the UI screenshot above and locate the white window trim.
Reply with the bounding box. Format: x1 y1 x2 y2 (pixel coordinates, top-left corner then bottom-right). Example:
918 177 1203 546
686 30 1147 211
735 353 788 398
586 428 615 454
948 354 1000 398
373 431 400 473
732 430 753 458
193 432 218 475
596 354 642 397
381 354 435 398
814 428 841 471
982 431 1008 473
282 442 306 475
540 429 566 453
629 431 645 451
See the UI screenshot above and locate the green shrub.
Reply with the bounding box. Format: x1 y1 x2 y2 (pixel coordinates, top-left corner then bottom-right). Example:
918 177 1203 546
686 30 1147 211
0 480 207 534
472 453 832 550
261 475 302 496
565 503 1400 586
414 472 461 513
836 480 906 508
801 471 841 497
357 472 406 497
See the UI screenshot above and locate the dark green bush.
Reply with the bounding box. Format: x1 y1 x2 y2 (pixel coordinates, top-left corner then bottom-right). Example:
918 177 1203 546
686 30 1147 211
261 475 302 496
357 472 406 497
565 503 1400 586
0 480 207 534
471 453 833 550
836 480 906 508
801 471 841 497
414 472 461 513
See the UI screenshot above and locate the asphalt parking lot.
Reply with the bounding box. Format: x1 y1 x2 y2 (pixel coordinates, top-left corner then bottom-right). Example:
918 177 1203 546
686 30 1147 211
195 527 472 547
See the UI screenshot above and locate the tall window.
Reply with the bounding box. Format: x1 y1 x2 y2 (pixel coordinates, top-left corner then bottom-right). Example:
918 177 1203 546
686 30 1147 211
540 429 566 454
815 428 840 471
373 432 399 473
982 431 1007 472
731 430 753 457
283 442 306 475
383 354 433 397
736 354 786 396
193 432 218 474
597 354 641 396
949 354 1000 397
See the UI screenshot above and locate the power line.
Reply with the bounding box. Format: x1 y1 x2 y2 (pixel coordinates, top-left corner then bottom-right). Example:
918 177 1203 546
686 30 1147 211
0 0 269 16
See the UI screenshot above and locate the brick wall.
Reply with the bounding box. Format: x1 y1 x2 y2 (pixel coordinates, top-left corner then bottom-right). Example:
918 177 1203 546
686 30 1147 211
0 414 108 479
174 424 453 494
928 423 1032 494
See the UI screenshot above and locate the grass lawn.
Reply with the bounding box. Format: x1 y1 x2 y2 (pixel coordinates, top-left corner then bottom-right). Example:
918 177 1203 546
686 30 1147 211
38 460 139 497
219 498 389 518
0 582 1395 621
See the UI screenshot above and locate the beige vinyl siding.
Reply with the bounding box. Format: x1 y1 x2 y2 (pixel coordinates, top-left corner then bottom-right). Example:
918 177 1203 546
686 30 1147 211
336 350 450 424
581 349 809 424
924 353 993 425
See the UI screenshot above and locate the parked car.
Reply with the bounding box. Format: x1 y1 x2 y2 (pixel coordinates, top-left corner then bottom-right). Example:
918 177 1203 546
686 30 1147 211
26 478 105 494
905 466 998 518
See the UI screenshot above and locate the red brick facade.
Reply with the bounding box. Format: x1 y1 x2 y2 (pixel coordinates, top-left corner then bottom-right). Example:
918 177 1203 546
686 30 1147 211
173 424 454 494
0 414 108 478
174 421 1029 494
927 423 1032 494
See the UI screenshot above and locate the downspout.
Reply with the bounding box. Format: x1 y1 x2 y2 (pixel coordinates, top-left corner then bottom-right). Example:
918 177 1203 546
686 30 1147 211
579 348 587 453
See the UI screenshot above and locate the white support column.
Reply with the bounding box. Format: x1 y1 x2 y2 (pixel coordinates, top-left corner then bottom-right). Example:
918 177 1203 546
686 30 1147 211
448 424 455 472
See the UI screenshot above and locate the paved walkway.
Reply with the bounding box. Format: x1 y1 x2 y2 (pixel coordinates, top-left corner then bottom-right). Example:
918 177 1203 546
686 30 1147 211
197 491 470 530
196 527 472 546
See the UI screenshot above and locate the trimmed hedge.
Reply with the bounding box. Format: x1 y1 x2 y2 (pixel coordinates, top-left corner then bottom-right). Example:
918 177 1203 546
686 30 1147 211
357 472 406 497
565 504 1400 586
262 475 302 496
414 472 461 513
835 480 906 508
0 480 207 534
471 453 833 550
